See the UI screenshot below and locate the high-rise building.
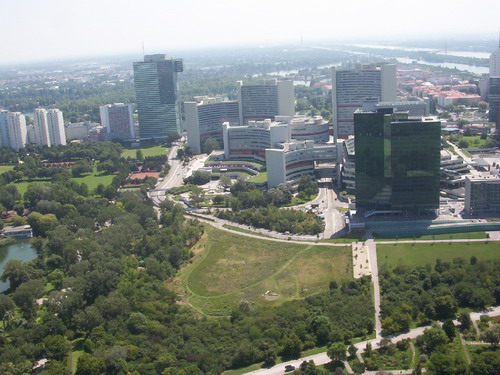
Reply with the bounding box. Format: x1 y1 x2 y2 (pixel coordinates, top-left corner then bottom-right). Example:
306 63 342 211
100 103 135 140
0 110 10 147
465 176 500 214
184 97 239 154
490 41 500 78
133 54 183 140
47 109 66 146
34 108 51 146
332 64 397 140
237 79 294 124
489 77 500 134
354 106 440 212
6 112 27 151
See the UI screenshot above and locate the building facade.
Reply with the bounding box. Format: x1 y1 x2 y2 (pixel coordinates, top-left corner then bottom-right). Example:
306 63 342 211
133 54 183 140
287 115 330 144
332 64 397 140
465 176 500 214
6 112 27 150
100 103 135 140
185 97 240 154
266 140 337 188
489 77 500 135
47 109 66 146
354 108 441 212
222 119 290 161
237 79 294 124
0 110 10 147
34 108 51 146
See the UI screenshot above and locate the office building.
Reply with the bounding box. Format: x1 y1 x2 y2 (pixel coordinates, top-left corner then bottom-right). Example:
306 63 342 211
354 106 441 212
133 54 183 140
375 100 429 117
100 103 135 140
7 112 27 150
489 77 500 134
490 42 500 78
185 97 239 154
47 109 66 146
266 140 337 188
34 108 51 146
465 176 500 214
237 79 294 124
286 115 330 144
332 64 397 139
222 119 290 161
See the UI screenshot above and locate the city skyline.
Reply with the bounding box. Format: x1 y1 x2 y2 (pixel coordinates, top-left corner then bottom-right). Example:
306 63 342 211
1 0 499 65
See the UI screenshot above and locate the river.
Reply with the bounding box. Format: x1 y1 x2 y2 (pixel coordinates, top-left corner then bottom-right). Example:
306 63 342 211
0 240 37 292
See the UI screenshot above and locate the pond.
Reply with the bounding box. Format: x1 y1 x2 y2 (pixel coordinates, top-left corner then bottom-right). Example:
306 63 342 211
0 240 38 293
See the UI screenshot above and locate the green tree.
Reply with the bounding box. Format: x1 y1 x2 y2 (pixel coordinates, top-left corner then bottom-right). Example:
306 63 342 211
43 335 71 361
418 326 449 354
202 137 220 154
442 319 456 341
281 334 302 359
327 342 347 362
470 350 500 375
428 350 467 375
0 294 15 328
480 324 500 345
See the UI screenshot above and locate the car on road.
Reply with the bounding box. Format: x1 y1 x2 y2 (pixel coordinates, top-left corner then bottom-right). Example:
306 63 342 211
284 364 295 372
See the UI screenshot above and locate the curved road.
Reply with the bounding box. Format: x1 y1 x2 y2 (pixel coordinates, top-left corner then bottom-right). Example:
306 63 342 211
243 306 500 375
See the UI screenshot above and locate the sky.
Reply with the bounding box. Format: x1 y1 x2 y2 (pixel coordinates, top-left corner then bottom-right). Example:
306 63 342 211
1 0 499 64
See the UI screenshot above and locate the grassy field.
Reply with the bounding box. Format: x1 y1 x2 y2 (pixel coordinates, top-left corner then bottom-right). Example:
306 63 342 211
0 165 15 173
378 241 500 268
13 168 115 196
247 171 268 183
173 227 352 316
120 145 168 158
222 224 273 238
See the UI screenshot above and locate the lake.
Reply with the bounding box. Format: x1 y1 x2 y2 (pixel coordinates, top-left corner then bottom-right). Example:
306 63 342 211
0 240 38 293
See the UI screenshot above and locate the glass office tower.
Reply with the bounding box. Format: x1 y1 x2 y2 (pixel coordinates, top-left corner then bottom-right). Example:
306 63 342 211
354 109 441 211
133 54 183 140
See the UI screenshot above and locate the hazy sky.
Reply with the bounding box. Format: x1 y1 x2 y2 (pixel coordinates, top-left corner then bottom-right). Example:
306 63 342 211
1 0 499 64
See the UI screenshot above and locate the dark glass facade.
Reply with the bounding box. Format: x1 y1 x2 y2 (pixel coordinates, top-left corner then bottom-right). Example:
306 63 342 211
354 110 441 211
133 54 183 140
489 77 500 135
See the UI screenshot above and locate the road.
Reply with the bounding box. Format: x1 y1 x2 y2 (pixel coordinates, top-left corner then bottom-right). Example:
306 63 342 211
244 306 500 375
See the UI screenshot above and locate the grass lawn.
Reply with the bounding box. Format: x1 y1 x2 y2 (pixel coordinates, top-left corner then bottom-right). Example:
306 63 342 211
222 224 273 238
172 226 352 316
0 165 15 173
378 241 500 268
247 171 268 183
12 168 115 196
68 350 84 374
287 194 318 206
377 232 488 241
72 172 114 191
120 145 168 158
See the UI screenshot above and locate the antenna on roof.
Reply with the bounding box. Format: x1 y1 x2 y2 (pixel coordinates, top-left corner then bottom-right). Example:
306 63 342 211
142 41 145 57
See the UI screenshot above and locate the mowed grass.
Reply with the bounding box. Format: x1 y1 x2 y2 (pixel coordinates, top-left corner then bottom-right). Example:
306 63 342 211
176 227 352 316
378 241 500 268
13 167 115 196
0 165 15 173
121 145 167 158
